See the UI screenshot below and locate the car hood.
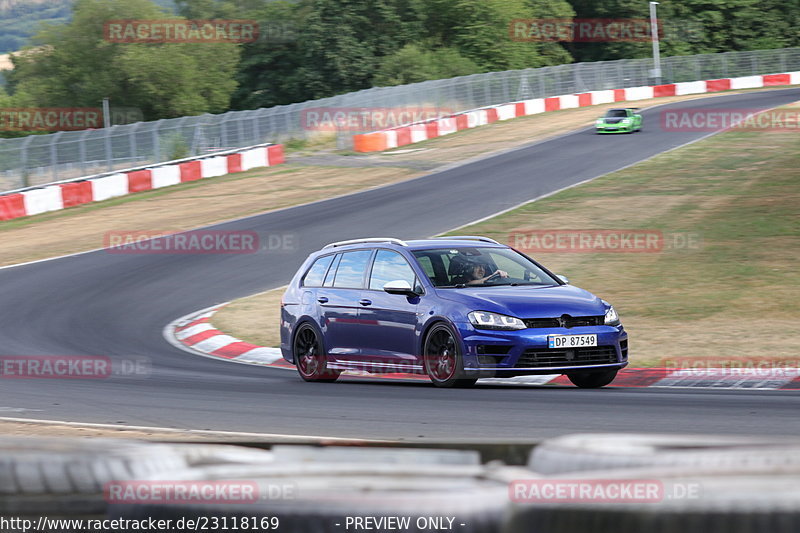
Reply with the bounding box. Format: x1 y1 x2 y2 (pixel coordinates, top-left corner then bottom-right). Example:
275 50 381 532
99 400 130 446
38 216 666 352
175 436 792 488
602 117 625 124
435 284 606 319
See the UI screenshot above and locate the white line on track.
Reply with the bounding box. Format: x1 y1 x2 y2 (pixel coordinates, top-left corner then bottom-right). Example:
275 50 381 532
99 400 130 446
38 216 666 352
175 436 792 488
0 415 389 442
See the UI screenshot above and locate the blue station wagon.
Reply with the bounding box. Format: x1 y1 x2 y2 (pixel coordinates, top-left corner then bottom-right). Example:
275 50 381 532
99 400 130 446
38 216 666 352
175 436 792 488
280 237 628 388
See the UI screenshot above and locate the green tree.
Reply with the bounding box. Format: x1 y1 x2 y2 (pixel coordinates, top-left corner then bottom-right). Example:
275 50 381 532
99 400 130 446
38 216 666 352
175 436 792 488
565 0 800 62
173 0 268 19
7 0 239 120
293 0 427 99
227 0 309 109
423 0 574 72
374 43 482 85
0 85 42 138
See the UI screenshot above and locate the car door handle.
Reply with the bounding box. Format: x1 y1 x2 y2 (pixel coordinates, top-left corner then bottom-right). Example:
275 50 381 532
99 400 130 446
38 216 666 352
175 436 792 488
359 299 372 306
317 297 329 303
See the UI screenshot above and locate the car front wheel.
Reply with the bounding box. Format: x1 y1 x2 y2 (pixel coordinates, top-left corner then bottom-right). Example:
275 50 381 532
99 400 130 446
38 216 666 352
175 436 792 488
293 324 340 382
567 369 618 388
423 324 477 388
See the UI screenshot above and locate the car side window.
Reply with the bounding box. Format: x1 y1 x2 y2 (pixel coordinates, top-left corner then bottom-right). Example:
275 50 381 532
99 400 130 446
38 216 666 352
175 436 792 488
369 250 416 290
415 255 436 281
322 254 341 287
302 254 334 287
332 250 373 289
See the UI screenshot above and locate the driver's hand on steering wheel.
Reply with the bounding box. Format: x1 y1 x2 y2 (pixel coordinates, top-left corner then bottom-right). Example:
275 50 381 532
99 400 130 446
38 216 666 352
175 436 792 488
486 269 509 281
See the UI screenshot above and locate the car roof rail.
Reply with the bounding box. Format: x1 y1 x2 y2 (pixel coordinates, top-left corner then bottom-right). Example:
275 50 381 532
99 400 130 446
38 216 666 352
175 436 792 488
323 238 408 249
432 235 501 245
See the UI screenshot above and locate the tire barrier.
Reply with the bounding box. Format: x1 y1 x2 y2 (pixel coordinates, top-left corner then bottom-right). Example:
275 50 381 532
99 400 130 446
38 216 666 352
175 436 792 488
529 433 800 475
0 436 187 520
107 446 517 533
505 464 800 533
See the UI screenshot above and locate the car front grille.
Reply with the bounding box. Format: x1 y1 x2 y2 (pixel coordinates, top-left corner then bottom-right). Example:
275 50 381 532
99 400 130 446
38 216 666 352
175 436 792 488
523 316 604 329
515 346 617 368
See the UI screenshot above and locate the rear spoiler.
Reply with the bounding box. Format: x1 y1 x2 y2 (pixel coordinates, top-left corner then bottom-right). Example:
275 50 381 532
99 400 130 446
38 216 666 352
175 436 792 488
626 107 641 111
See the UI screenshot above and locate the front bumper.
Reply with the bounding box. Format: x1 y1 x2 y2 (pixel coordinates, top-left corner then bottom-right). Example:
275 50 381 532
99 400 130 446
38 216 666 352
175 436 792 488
455 322 628 377
596 124 633 133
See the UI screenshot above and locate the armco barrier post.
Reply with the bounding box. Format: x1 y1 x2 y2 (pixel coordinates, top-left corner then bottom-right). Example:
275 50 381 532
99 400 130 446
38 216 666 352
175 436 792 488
50 132 62 182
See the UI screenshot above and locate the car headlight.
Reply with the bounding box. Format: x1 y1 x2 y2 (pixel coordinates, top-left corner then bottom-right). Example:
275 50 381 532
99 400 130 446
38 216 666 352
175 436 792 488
604 306 621 326
468 311 526 330
596 119 604 125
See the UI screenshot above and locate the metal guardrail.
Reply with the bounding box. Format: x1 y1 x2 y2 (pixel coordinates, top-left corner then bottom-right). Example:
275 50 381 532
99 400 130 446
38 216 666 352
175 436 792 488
1 47 799 191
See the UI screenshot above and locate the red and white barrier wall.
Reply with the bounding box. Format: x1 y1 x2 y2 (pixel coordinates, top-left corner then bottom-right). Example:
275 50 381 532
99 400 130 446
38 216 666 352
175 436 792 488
353 71 800 152
0 143 285 221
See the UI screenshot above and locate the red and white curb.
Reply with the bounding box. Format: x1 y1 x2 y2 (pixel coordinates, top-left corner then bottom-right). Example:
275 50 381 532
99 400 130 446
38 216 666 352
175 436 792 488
165 304 288 367
1 143 285 222
166 306 800 390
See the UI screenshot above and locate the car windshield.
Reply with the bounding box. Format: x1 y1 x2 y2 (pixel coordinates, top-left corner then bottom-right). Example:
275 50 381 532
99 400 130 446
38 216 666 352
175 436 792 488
412 247 559 288
605 109 628 117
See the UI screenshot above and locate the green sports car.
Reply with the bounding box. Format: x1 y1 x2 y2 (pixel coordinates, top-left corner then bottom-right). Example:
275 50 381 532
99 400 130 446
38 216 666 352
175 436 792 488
595 108 643 133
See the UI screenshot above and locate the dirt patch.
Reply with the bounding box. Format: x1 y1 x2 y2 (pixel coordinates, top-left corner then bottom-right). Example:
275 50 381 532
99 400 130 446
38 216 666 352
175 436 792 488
0 419 249 441
0 166 418 266
212 287 284 348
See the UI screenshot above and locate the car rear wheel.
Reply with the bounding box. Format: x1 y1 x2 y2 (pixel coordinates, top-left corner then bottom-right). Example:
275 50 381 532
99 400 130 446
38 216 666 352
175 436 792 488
423 324 477 388
294 324 340 382
567 369 618 388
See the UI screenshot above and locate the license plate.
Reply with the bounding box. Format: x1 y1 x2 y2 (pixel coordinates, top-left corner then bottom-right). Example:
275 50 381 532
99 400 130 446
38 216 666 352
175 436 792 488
548 334 597 349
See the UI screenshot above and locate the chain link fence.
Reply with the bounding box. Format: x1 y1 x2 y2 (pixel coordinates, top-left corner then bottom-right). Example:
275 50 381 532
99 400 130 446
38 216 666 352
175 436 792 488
2 47 799 192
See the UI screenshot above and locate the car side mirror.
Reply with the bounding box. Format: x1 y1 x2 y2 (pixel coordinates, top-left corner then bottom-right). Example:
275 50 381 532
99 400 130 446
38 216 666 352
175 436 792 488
556 274 570 284
383 280 418 296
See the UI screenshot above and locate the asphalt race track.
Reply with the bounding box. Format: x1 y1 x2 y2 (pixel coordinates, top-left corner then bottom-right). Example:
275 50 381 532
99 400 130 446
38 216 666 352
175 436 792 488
1 89 799 441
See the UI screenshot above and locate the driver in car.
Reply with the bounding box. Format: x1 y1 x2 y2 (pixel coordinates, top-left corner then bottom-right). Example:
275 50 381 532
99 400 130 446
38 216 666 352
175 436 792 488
459 260 508 285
